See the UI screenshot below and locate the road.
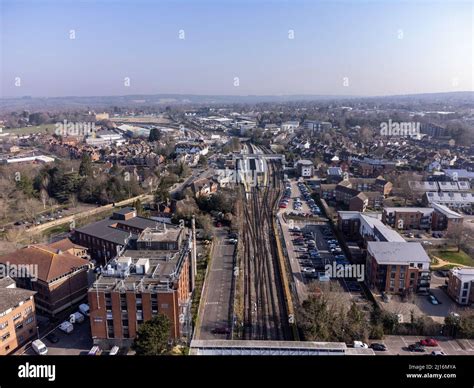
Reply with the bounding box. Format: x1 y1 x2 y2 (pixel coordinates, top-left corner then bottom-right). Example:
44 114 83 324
197 227 235 339
24 194 154 235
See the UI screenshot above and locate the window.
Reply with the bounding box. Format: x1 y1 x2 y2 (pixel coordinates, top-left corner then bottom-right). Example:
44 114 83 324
0 322 8 330
1 333 10 342
25 317 34 325
12 313 21 321
462 290 468 297
463 283 469 289
24 306 33 315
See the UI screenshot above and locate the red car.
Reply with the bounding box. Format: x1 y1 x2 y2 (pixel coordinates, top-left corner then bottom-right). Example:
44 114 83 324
420 338 438 347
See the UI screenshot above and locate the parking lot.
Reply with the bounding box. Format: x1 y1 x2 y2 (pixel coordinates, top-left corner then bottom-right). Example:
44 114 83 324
278 181 367 306
369 335 474 355
22 315 93 356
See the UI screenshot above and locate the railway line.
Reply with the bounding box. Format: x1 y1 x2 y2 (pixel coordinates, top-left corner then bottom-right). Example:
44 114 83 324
240 143 292 340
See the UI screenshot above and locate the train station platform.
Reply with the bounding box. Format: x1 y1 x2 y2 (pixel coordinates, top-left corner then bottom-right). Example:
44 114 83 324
189 340 375 355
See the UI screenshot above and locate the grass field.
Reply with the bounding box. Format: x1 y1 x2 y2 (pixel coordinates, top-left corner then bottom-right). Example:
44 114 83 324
432 249 474 267
7 124 56 135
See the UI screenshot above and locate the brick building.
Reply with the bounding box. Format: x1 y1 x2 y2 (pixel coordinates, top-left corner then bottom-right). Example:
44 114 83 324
0 245 89 316
88 227 194 348
73 207 161 265
0 278 37 355
366 242 431 294
447 267 474 306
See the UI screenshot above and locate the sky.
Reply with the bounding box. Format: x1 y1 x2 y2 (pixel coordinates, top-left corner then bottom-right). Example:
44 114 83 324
0 0 473 97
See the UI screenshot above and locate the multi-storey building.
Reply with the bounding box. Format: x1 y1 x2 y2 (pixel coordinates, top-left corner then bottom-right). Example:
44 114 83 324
0 277 37 355
73 207 161 264
88 226 194 348
366 242 431 294
447 268 474 306
0 245 89 316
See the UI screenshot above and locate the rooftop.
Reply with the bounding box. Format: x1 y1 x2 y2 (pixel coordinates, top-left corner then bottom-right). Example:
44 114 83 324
450 267 474 281
91 236 190 293
0 245 89 283
367 242 430 265
0 286 36 315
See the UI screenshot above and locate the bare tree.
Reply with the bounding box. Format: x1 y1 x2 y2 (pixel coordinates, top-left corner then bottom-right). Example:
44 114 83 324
446 223 468 253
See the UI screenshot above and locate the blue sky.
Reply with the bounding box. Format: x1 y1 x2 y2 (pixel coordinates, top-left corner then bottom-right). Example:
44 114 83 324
1 0 472 97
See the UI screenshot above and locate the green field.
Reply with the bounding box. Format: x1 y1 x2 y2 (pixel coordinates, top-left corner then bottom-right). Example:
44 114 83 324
7 124 56 135
432 249 474 267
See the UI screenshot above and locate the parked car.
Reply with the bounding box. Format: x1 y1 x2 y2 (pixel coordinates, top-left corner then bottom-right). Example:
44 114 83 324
353 341 368 349
408 343 425 352
211 326 230 335
32 339 48 355
88 345 102 356
420 338 438 347
109 346 120 355
46 333 59 344
431 350 446 356
69 312 85 324
369 343 387 351
428 294 440 305
59 321 74 334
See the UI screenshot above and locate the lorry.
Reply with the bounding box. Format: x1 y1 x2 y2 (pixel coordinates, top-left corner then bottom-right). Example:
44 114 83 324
69 312 85 324
32 339 48 355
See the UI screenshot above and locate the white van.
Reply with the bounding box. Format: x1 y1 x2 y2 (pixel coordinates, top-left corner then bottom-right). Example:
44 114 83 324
59 321 74 334
69 312 85 324
109 346 120 356
79 303 90 317
32 339 48 355
353 340 369 348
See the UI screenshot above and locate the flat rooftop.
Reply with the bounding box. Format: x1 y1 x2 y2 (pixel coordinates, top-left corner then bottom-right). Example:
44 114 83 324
90 241 189 293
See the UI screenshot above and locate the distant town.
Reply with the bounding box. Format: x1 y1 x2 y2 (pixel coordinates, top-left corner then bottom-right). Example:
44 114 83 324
0 94 473 356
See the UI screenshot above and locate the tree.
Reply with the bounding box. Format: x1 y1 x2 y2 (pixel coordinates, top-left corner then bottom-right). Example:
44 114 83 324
148 128 162 142
197 155 208 168
40 188 49 209
133 198 144 216
79 153 93 177
132 314 171 355
446 223 468 252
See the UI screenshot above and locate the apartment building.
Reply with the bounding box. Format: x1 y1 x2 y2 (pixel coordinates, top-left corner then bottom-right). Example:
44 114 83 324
382 203 464 232
0 245 89 316
382 207 434 230
447 268 474 306
366 242 431 294
296 159 314 178
0 277 37 355
88 228 194 348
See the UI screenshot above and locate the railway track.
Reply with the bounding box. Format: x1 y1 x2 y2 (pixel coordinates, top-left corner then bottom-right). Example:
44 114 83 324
240 146 291 340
